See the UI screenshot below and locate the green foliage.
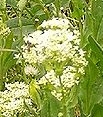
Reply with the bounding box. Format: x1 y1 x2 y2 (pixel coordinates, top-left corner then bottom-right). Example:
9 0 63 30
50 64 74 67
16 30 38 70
29 79 42 108
70 0 85 19
0 0 103 116
0 0 6 9
17 0 27 11
88 36 103 61
92 0 103 43
6 0 17 7
67 86 78 109
0 22 17 90
78 0 103 116
91 104 103 117
79 58 103 116
81 0 103 47
41 92 60 117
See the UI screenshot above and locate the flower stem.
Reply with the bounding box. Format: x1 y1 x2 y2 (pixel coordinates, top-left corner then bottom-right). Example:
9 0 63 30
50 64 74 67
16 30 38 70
55 0 61 17
59 76 67 117
19 13 23 41
18 12 28 84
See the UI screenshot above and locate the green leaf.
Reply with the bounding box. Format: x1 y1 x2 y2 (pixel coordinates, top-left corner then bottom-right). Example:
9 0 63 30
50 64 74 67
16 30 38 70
61 0 70 6
67 85 78 109
7 17 35 37
43 0 54 4
41 92 60 117
79 59 98 116
17 0 27 11
1 32 16 77
24 100 38 117
0 30 17 90
29 79 41 108
79 58 103 116
30 4 44 15
0 0 6 9
88 36 103 60
31 0 44 4
91 104 103 117
81 0 103 48
81 12 93 48
7 17 34 28
92 0 103 42
6 0 17 7
70 0 85 19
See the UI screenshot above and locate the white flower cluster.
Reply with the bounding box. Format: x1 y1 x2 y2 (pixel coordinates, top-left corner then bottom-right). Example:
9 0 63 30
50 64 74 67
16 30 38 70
40 18 70 29
38 66 80 100
38 67 79 88
22 18 82 64
19 18 87 100
0 82 33 117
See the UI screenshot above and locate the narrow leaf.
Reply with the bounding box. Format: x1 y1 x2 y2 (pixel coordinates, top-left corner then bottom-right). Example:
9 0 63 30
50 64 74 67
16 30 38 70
88 36 103 59
29 80 41 108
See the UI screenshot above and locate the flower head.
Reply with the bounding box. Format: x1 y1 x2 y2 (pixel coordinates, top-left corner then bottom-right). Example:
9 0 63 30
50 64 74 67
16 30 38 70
18 17 88 100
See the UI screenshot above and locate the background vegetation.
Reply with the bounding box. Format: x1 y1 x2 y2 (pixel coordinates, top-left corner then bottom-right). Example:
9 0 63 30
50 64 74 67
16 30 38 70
0 0 103 117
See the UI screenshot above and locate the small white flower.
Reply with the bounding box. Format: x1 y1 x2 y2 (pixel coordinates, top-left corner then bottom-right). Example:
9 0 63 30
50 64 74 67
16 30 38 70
24 65 38 75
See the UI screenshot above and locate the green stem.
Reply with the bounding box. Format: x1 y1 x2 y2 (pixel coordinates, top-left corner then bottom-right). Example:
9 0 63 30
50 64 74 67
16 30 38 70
55 0 61 17
19 13 23 40
18 12 28 83
48 100 51 117
0 52 3 80
1 9 8 22
45 91 51 117
79 19 84 48
0 8 8 90
59 76 67 117
22 59 28 84
0 37 4 90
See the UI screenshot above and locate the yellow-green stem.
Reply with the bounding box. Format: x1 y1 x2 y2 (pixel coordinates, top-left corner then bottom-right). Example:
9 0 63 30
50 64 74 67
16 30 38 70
59 76 67 117
18 13 28 83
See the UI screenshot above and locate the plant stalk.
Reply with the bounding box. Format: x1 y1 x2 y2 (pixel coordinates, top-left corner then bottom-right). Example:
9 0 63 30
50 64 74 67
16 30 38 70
59 76 67 117
18 12 28 83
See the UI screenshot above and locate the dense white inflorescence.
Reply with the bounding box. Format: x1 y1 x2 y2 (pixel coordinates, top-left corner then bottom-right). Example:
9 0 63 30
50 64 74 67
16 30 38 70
16 18 88 100
0 82 33 117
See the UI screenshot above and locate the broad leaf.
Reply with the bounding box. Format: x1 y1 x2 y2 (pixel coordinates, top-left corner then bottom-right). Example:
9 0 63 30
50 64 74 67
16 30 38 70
79 59 97 116
41 91 60 117
79 58 103 116
7 17 35 37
